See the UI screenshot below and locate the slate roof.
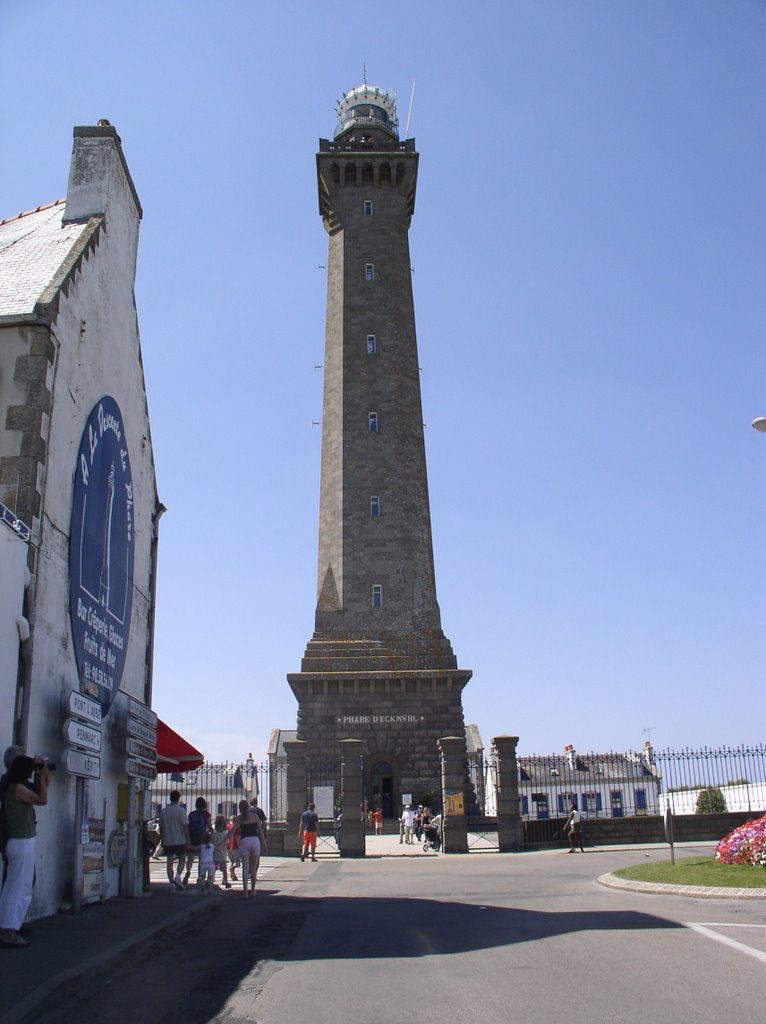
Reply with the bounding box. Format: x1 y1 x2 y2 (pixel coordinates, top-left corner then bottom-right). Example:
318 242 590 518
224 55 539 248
517 753 659 785
0 200 100 320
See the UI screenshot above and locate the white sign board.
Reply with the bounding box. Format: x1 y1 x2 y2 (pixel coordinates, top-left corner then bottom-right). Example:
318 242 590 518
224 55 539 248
69 690 103 725
126 757 157 781
127 718 157 745
127 738 157 763
64 718 101 752
107 831 128 867
64 749 101 779
313 785 335 819
128 697 158 728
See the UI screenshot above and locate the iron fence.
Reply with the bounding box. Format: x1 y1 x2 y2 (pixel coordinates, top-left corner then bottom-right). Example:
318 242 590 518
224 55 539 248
149 760 284 823
474 744 766 829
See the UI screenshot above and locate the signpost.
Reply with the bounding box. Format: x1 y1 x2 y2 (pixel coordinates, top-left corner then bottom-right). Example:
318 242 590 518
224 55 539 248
64 748 101 779
127 718 157 745
126 757 157 781
68 691 103 726
64 718 102 753
66 688 104 912
123 698 159 896
127 738 157 763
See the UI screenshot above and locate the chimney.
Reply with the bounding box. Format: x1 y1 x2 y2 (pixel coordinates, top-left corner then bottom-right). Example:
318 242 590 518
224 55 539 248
643 739 654 766
63 124 142 224
564 744 576 770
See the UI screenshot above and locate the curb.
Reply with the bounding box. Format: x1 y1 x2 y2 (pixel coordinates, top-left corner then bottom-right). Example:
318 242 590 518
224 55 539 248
597 872 766 900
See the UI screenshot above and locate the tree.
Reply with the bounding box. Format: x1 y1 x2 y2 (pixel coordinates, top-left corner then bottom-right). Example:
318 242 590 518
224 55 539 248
695 787 727 814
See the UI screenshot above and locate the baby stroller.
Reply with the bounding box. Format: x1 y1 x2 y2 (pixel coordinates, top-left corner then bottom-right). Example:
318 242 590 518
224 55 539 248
422 818 442 852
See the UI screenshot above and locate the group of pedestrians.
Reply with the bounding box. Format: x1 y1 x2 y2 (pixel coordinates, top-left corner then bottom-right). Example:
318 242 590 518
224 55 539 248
399 804 431 844
158 792 268 898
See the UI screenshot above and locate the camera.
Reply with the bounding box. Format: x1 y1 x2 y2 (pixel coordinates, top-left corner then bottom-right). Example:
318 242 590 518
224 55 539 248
34 757 56 772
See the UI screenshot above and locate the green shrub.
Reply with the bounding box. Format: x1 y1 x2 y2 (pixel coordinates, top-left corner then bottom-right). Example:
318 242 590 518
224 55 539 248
695 786 727 813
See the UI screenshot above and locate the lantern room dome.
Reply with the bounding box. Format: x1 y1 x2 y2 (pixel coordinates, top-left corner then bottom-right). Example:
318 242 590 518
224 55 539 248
334 84 399 140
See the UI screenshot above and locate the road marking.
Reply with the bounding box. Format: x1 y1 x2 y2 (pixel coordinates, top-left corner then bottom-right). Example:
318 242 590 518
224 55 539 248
685 922 766 965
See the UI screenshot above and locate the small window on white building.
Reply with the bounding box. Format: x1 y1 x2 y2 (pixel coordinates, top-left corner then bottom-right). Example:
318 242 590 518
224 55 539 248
365 263 374 281
370 496 380 517
372 584 383 608
364 200 373 216
368 412 378 433
367 334 376 354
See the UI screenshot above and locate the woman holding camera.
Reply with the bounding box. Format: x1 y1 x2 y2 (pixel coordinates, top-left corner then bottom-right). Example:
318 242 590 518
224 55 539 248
0 755 50 947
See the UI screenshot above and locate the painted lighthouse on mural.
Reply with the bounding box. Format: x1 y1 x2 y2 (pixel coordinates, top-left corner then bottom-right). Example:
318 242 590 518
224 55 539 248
287 84 473 816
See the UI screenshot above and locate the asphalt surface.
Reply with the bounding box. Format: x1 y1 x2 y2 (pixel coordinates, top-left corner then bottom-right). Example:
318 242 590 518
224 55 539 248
2 836 765 1024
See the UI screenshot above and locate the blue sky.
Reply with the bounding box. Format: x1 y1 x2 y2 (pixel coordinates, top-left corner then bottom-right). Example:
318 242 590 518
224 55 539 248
2 1 765 762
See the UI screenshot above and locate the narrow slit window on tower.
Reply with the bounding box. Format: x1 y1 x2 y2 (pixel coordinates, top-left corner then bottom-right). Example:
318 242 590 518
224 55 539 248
367 334 376 354
364 200 373 216
370 496 380 517
372 584 383 608
365 263 374 281
368 412 378 433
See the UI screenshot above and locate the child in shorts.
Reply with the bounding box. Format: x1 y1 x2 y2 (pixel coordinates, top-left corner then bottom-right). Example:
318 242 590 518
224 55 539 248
198 831 216 893
213 816 232 888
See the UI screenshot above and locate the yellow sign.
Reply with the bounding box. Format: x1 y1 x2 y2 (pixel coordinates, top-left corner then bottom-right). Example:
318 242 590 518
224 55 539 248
444 789 464 816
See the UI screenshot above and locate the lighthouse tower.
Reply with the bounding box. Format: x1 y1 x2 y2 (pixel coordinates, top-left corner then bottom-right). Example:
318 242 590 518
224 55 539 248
288 84 472 815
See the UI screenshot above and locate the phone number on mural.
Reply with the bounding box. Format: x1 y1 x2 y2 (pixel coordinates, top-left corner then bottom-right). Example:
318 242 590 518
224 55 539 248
84 663 114 692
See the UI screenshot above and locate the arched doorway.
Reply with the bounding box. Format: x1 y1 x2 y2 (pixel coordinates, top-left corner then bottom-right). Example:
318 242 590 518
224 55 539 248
369 758 397 818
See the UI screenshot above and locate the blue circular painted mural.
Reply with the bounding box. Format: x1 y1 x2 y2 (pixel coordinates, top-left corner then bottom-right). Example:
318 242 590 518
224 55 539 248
69 397 134 714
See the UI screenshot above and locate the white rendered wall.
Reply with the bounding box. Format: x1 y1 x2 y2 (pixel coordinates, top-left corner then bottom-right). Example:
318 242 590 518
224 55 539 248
0 528 27 752
20 130 159 917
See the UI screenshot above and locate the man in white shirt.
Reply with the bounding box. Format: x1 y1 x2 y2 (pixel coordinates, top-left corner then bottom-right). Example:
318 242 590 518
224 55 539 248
159 790 190 889
401 804 416 845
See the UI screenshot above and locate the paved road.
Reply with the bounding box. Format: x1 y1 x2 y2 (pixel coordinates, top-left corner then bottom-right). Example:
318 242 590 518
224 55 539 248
32 844 766 1024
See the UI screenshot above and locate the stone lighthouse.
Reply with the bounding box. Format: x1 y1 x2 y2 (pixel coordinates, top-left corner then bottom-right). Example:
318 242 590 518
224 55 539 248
287 84 472 817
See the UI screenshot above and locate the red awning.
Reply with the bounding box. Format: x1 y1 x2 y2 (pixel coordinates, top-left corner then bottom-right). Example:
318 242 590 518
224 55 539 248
155 719 204 774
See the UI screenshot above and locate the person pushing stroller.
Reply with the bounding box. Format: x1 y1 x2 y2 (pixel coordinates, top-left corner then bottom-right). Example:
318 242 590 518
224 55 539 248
422 812 442 852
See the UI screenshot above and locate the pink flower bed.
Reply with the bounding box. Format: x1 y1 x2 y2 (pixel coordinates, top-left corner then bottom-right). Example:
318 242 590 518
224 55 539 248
715 815 766 867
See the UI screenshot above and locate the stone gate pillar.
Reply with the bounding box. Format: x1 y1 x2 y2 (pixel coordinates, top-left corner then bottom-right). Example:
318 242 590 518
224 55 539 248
283 739 308 858
438 736 468 854
493 735 522 853
339 739 365 858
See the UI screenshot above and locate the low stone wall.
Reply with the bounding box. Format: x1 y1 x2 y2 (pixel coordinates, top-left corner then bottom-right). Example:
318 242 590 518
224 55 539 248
527 811 759 849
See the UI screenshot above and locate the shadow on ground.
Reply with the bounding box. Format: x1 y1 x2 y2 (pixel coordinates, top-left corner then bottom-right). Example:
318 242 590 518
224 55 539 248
251 891 682 961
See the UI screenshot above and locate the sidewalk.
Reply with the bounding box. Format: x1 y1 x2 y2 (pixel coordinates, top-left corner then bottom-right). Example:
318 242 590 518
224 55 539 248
0 857 285 1024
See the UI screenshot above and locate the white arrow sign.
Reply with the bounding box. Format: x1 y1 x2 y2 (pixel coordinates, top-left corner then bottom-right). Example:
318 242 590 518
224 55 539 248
127 719 157 745
64 749 101 779
69 690 102 725
128 697 158 729
126 758 157 781
63 718 101 753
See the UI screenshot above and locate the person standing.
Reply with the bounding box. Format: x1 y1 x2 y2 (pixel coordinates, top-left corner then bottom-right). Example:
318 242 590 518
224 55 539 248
184 796 211 887
298 802 319 862
226 815 241 881
373 808 383 835
235 800 267 898
249 798 267 881
566 800 584 853
159 790 189 890
212 816 231 888
401 804 415 845
197 831 216 893
0 755 50 947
